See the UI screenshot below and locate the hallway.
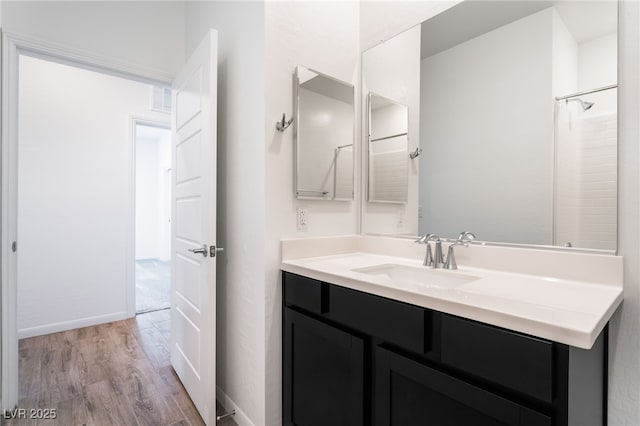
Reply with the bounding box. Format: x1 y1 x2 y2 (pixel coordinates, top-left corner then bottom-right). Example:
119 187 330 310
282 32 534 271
136 260 171 313
7 310 207 425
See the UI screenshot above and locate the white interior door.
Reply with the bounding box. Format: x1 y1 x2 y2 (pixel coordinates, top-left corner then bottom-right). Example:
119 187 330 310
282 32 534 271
1 30 20 411
171 30 218 425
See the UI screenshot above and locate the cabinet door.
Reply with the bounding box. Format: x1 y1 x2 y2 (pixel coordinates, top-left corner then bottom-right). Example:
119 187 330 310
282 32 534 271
283 308 365 426
375 346 551 426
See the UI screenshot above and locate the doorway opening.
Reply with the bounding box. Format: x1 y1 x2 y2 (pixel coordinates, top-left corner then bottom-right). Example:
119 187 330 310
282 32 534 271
135 123 172 314
15 53 172 340
4 30 218 420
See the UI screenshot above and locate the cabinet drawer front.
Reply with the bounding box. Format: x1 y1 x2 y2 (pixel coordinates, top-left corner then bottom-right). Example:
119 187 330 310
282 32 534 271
329 285 428 354
375 346 551 426
283 272 326 315
441 315 553 403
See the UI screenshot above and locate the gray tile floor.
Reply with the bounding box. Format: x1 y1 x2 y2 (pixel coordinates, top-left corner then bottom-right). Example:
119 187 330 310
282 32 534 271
136 259 171 313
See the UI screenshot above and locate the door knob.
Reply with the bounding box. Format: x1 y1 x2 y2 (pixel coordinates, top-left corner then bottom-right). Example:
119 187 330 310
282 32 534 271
188 245 208 257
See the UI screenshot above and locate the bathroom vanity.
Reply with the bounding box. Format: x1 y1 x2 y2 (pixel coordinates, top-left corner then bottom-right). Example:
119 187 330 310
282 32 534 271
284 1 622 423
281 236 623 426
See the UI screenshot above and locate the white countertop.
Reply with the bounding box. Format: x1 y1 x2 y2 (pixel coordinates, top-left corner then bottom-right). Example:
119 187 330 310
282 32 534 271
281 240 623 349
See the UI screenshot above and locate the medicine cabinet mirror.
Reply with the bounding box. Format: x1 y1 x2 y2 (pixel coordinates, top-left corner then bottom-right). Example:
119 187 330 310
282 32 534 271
295 65 355 200
361 1 618 252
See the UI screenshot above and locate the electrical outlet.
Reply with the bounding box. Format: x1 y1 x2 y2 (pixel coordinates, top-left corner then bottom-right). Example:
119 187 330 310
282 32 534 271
297 208 309 230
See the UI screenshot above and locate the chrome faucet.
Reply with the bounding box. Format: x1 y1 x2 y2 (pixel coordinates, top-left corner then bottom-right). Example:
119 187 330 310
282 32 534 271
433 239 445 268
445 231 476 270
416 234 444 268
444 240 469 270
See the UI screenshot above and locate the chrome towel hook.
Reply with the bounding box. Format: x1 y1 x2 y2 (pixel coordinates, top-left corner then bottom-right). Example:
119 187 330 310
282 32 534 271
409 147 422 159
276 113 294 132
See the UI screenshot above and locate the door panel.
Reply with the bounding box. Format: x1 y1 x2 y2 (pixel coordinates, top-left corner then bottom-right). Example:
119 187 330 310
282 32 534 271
176 198 203 241
176 131 202 183
176 68 203 128
174 250 202 308
171 30 217 425
173 304 201 369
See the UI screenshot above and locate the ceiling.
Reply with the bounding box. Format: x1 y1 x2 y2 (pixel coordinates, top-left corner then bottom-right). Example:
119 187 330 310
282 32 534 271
420 1 617 59
299 69 354 105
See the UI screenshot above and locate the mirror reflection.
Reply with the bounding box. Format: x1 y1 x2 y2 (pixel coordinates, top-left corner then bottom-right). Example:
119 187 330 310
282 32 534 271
296 65 355 200
368 93 409 203
361 1 618 251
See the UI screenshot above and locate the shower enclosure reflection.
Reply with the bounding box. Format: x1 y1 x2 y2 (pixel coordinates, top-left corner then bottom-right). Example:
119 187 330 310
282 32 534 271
554 86 617 251
367 93 409 203
295 65 355 200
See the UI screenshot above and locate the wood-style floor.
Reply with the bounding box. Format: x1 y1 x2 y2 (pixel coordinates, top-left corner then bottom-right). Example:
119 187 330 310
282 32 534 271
6 310 235 426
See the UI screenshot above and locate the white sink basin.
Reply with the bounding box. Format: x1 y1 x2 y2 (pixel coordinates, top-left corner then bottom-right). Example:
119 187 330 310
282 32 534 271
352 263 479 289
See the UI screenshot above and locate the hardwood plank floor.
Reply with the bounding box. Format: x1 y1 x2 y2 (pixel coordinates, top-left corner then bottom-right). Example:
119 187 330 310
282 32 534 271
5 310 237 426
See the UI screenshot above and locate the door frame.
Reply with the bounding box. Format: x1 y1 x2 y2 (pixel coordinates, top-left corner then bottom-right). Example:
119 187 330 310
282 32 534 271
128 117 172 317
1 31 173 410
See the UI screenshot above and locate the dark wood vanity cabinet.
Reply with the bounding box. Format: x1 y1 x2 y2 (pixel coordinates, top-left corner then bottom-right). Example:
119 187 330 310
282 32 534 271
282 272 606 426
375 346 551 426
283 308 365 426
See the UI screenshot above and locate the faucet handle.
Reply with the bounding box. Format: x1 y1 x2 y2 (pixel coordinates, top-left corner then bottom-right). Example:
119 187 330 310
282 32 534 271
417 234 439 267
416 233 437 244
457 231 477 243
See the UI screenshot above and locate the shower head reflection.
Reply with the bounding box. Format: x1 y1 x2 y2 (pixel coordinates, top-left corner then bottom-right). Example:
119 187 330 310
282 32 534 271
566 98 594 111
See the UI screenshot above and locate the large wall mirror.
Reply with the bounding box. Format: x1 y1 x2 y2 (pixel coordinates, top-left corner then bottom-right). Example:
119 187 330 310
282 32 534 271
361 1 618 252
296 65 355 200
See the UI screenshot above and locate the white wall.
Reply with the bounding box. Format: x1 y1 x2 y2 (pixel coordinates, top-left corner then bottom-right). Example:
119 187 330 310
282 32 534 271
419 9 554 244
579 32 617 91
135 131 171 261
17 55 168 337
1 1 185 79
264 3 359 425
136 137 160 259
184 3 266 426
610 2 640 424
156 132 172 261
362 25 420 235
551 9 578 99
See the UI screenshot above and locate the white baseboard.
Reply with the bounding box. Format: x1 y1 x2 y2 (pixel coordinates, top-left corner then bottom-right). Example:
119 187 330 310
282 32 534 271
216 386 254 426
17 311 130 339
